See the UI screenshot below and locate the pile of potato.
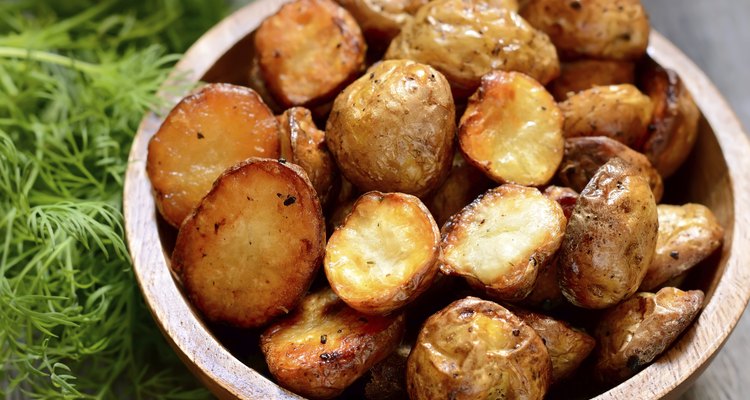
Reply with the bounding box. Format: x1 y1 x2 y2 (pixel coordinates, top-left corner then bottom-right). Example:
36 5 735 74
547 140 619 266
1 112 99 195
146 0 725 398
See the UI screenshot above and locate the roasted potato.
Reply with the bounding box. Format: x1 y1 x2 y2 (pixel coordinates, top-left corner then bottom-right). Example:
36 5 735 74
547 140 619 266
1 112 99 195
459 71 564 186
326 60 455 197
441 184 567 301
637 58 701 178
640 204 724 291
364 343 411 400
325 191 440 315
543 185 579 220
520 0 650 61
594 287 704 384
261 288 405 399
277 107 338 205
255 0 366 107
548 59 636 101
147 83 280 227
522 256 565 311
326 198 356 234
407 297 552 400
511 307 596 383
247 51 283 112
559 84 654 149
335 0 431 44
172 159 325 328
558 136 664 202
424 152 493 227
558 158 658 309
385 0 560 97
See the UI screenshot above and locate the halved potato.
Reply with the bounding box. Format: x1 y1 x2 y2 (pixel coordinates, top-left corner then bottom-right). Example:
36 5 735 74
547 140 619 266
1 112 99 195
557 136 664 202
560 84 654 149
549 59 636 101
594 287 704 384
441 184 567 301
277 107 338 205
255 0 366 107
640 204 724 291
637 58 700 178
407 297 552 400
147 83 280 227
424 152 493 227
172 159 325 328
325 191 440 315
511 307 596 383
543 186 579 220
459 71 564 186
261 288 405 399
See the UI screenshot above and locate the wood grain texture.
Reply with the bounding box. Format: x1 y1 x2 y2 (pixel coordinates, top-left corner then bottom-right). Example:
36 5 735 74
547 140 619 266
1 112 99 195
123 1 750 399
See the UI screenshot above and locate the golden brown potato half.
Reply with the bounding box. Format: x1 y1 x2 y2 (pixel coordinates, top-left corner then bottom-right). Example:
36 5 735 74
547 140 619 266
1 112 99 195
261 288 405 399
441 184 567 301
364 343 411 400
385 0 560 97
325 191 440 315
510 307 596 383
459 71 564 186
640 204 724 291
255 0 366 107
407 297 552 400
637 58 701 178
558 136 664 203
326 60 455 197
172 159 325 328
594 287 704 384
520 0 650 61
549 59 636 101
277 107 338 205
147 83 280 227
558 158 658 309
543 185 579 220
424 152 493 227
335 0 431 44
247 52 283 113
559 84 654 149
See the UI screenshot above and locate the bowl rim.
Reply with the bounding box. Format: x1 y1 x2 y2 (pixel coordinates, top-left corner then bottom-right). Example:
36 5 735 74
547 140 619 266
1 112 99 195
123 1 750 399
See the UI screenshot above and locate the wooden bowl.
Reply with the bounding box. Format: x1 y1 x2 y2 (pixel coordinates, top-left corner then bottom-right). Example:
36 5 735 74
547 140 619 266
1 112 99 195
124 1 750 398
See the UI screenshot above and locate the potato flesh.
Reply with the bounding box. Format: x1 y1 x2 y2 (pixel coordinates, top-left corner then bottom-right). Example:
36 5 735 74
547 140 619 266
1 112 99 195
325 192 440 314
460 71 564 186
147 84 280 227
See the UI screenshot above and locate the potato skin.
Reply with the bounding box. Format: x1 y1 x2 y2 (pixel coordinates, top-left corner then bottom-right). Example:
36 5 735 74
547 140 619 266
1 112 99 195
560 84 654 149
335 0 431 44
594 287 704 384
549 59 635 101
558 136 664 203
520 0 650 61
407 297 552 400
640 204 724 291
326 60 455 197
386 0 560 97
261 288 405 399
543 186 578 220
255 0 366 107
424 152 493 227
558 157 658 309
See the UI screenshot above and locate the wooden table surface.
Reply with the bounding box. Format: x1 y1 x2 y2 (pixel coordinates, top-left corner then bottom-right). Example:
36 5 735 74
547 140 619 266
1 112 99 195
642 0 750 398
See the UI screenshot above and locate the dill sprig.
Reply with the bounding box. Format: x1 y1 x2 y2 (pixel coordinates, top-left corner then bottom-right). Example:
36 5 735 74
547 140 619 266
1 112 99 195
0 1 228 398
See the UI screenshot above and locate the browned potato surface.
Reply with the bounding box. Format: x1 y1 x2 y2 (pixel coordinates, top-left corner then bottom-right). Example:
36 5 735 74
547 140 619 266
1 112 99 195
549 59 635 101
385 0 560 96
543 186 579 220
364 344 411 400
558 136 664 202
558 158 658 309
459 71 564 186
277 107 338 205
255 0 366 107
441 184 566 301
560 84 654 149
326 60 455 197
594 287 704 383
640 204 724 291
520 0 650 61
325 192 440 315
424 152 492 227
261 288 405 399
637 59 701 178
147 83 280 227
247 52 283 112
522 256 564 311
336 0 431 44
407 297 551 399
511 307 596 383
172 159 325 328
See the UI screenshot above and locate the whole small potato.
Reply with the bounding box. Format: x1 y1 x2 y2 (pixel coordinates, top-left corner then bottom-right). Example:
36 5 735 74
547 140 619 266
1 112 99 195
558 158 658 309
549 59 635 101
336 0 431 44
326 60 455 197
407 297 552 400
